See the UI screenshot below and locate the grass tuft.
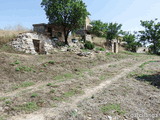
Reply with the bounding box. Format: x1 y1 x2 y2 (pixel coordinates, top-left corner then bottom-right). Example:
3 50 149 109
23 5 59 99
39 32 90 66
101 103 125 115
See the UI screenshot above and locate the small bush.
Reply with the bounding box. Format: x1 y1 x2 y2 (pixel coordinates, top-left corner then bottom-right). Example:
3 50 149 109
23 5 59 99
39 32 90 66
48 61 55 64
10 60 20 66
106 52 114 56
13 102 39 112
31 93 39 98
95 47 105 51
84 41 95 50
50 89 55 93
15 66 33 72
101 104 125 115
13 82 35 90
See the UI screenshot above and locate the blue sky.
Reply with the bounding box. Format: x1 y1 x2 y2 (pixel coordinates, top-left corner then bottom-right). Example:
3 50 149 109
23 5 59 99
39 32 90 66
0 0 160 32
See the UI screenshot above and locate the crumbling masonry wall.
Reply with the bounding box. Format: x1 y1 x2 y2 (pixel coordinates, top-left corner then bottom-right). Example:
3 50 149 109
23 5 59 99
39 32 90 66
11 33 53 55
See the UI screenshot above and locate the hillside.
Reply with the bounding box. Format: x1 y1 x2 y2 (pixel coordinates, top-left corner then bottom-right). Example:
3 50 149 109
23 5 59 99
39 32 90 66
0 50 160 120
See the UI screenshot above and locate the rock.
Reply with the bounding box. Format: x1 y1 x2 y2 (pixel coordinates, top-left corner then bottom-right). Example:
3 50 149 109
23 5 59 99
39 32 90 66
77 52 92 57
61 47 68 52
107 116 112 120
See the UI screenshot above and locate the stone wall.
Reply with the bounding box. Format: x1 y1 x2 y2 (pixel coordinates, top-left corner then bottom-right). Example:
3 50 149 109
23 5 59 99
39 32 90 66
33 24 46 33
136 47 149 53
11 33 53 55
92 36 106 47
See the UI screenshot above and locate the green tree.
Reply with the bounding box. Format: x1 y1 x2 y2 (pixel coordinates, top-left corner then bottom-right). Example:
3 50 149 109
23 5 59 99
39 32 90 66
139 19 160 54
90 20 108 37
106 23 123 40
123 32 142 52
90 21 123 41
41 0 89 45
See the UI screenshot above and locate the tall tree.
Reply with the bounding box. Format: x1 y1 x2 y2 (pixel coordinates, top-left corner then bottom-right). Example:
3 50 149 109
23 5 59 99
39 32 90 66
123 32 142 52
41 0 89 45
106 23 122 40
90 21 123 41
90 20 108 37
139 19 160 54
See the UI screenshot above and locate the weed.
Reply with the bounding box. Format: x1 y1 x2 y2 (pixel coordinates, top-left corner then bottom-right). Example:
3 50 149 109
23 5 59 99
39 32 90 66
63 73 73 79
106 52 114 56
139 61 157 69
101 104 125 115
81 48 89 52
47 83 52 86
95 47 105 51
13 102 39 112
127 71 139 78
31 93 39 98
15 67 21 71
10 60 20 65
84 41 95 50
108 64 117 67
0 97 9 102
5 100 12 105
43 63 48 67
54 75 64 80
47 83 58 87
50 89 55 93
99 75 106 81
63 89 83 98
54 73 74 81
13 82 35 90
0 116 5 120
51 96 62 101
88 70 94 76
0 44 16 53
121 51 139 56
15 66 33 72
48 61 55 64
70 110 78 117
51 103 57 107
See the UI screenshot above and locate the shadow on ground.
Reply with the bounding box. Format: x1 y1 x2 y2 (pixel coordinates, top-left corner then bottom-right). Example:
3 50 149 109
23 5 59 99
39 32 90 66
136 72 160 89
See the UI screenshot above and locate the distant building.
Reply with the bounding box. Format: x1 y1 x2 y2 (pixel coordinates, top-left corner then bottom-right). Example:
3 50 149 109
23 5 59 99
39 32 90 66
33 17 92 42
136 47 149 53
33 23 64 41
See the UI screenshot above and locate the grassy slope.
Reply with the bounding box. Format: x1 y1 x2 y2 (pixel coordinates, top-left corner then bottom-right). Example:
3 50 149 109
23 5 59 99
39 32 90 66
0 49 159 119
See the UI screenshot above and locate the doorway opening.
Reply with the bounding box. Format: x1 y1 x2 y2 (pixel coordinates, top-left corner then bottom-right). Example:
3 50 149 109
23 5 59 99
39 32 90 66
33 39 40 53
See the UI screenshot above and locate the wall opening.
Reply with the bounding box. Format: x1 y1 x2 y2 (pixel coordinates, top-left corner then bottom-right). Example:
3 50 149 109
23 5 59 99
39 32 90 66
33 39 40 53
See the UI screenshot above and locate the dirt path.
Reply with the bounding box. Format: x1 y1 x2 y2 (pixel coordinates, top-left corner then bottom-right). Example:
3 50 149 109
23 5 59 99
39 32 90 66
10 58 156 120
0 58 132 98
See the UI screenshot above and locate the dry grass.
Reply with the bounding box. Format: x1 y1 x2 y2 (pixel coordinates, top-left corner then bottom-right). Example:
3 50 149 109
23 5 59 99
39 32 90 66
0 25 30 46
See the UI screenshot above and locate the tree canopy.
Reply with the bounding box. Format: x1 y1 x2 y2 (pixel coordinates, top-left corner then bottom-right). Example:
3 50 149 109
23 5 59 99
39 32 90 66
139 19 160 54
41 0 89 45
106 23 122 40
90 20 122 40
90 20 107 37
123 32 141 52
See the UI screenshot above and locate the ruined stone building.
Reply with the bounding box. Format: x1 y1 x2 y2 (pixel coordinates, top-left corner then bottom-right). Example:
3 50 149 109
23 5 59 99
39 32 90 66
33 17 93 42
33 23 64 41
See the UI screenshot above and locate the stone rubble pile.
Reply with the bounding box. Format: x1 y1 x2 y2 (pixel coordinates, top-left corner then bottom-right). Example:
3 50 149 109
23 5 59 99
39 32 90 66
11 33 53 55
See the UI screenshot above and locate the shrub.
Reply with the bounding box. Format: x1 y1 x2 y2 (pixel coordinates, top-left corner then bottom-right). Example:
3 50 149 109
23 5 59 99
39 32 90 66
31 93 39 98
101 104 125 115
15 66 33 72
84 41 95 50
95 47 105 51
48 61 55 64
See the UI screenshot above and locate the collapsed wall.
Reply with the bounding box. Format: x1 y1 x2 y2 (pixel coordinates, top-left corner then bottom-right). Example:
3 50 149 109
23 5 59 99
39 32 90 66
11 33 53 55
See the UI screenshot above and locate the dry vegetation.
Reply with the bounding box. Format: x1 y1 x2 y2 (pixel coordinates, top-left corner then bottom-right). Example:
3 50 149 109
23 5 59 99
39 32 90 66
0 25 30 47
0 48 159 120
0 31 160 120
